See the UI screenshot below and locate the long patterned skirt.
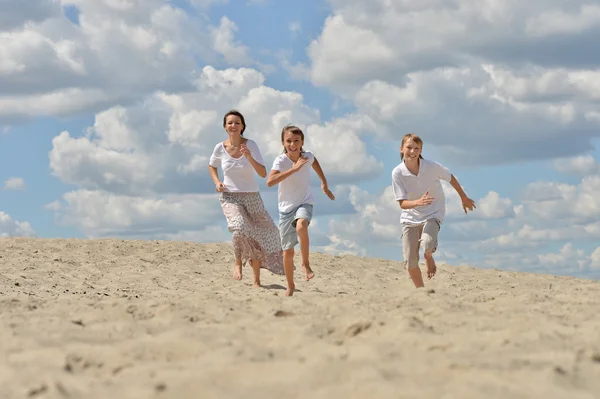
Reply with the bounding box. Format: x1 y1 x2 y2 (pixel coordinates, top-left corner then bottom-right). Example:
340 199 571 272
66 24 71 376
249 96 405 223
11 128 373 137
220 191 285 275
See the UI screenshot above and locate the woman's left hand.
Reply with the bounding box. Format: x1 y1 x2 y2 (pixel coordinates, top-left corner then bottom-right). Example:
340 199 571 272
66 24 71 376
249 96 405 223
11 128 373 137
240 144 252 159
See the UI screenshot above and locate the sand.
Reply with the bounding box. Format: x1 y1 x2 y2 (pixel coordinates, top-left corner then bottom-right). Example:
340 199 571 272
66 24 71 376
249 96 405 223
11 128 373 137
1 237 600 399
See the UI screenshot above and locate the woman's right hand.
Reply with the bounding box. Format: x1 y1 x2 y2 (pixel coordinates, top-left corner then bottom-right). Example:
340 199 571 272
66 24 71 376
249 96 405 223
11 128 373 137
215 182 226 192
415 191 434 206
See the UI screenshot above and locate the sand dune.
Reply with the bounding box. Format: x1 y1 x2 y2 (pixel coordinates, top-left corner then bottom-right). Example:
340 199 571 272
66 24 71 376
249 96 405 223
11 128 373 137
1 237 600 399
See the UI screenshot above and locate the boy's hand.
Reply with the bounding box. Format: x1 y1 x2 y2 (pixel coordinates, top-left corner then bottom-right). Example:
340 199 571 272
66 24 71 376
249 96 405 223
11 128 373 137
461 196 476 214
415 191 434 206
322 182 335 200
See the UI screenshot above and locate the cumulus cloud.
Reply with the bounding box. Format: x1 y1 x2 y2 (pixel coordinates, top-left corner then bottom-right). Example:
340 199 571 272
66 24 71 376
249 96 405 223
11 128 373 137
46 64 381 237
51 189 224 238
0 0 218 123
0 0 58 30
211 16 253 66
519 175 600 222
3 177 25 190
48 66 381 198
0 211 35 237
301 0 600 166
308 0 600 90
552 154 600 176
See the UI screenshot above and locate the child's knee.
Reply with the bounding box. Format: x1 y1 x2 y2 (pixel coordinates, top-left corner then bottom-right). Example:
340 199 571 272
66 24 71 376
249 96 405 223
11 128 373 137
283 248 294 257
295 218 309 232
421 233 437 254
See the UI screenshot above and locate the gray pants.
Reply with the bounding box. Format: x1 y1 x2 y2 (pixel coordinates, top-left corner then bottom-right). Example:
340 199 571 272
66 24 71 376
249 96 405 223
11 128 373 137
401 219 441 269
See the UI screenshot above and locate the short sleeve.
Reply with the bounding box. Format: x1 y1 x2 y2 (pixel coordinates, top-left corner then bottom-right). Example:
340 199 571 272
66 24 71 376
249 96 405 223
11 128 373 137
392 169 408 201
433 161 452 182
305 151 315 165
246 140 264 166
272 155 286 172
209 143 222 168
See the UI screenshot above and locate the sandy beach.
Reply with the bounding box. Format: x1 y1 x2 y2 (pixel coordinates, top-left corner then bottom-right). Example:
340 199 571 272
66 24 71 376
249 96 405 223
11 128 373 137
1 237 599 399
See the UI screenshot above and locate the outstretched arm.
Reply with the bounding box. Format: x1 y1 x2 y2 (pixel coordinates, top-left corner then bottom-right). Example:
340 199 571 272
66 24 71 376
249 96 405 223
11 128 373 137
449 174 476 214
312 157 335 200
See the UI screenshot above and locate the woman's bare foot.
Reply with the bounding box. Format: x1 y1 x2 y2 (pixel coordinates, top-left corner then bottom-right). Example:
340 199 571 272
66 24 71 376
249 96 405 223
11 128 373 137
253 279 261 288
285 283 295 296
233 264 242 280
424 252 436 279
302 263 315 281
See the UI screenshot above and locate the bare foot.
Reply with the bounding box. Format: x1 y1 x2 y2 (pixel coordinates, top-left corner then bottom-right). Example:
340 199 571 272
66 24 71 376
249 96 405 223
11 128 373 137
233 264 242 280
302 263 315 281
424 253 436 279
285 284 295 296
253 280 261 288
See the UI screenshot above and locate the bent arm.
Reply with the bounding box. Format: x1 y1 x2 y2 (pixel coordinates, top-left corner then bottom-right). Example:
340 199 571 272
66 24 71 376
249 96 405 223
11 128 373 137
267 168 297 187
208 165 221 185
247 156 267 178
398 199 421 209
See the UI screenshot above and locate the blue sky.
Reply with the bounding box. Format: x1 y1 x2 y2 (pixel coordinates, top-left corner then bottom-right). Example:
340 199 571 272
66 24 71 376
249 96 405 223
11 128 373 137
2 0 600 279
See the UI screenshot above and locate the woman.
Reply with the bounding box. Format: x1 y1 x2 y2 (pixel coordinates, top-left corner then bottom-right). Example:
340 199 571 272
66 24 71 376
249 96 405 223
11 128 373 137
208 110 284 287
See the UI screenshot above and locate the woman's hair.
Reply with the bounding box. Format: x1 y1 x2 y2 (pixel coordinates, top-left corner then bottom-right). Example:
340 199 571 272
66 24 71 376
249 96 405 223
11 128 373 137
281 125 305 154
223 109 246 135
400 133 424 160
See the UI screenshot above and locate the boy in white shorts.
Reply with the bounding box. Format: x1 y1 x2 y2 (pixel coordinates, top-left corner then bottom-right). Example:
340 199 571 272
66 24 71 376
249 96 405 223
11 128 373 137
392 133 476 288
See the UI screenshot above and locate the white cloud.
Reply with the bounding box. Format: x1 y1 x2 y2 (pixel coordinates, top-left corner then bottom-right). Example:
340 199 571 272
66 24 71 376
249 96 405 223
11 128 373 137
525 5 600 38
289 22 301 36
0 0 217 123
308 0 600 90
279 51 310 81
590 247 600 270
347 64 600 165
48 66 381 199
300 0 600 166
0 211 35 237
3 177 25 190
538 243 587 269
0 0 58 30
211 16 253 66
46 64 381 236
519 176 600 222
552 154 600 176
188 0 228 9
52 189 224 237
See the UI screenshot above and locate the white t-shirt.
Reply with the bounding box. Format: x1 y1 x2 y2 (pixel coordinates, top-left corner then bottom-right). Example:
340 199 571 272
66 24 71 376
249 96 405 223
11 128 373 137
271 151 315 213
208 139 265 192
391 158 452 225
